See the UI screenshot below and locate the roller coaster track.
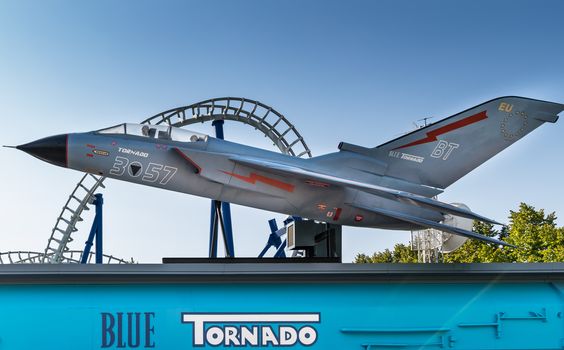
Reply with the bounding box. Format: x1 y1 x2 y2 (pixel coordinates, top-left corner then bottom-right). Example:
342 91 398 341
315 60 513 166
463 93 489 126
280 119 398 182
42 173 106 263
1 251 132 264
141 97 312 158
42 97 311 263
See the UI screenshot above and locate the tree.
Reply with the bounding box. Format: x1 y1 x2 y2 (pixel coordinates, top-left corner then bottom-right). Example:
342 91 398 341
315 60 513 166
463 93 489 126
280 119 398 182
504 203 564 262
354 203 564 263
442 221 511 263
355 243 417 263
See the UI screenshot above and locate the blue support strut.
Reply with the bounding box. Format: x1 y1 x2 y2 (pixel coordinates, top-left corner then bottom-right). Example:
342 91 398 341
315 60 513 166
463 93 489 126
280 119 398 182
94 194 103 264
208 120 235 258
208 200 218 258
81 193 104 264
258 219 286 258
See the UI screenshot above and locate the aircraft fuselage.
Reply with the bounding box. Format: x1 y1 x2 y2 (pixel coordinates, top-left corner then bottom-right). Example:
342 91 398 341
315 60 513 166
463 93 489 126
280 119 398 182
65 130 438 230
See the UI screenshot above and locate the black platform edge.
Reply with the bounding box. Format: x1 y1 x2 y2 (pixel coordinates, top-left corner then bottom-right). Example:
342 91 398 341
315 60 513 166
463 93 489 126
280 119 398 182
0 263 563 285
162 257 341 264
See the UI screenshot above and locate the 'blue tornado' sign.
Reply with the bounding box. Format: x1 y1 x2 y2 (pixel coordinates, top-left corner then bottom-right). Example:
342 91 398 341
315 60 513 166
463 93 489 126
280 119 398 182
0 281 562 349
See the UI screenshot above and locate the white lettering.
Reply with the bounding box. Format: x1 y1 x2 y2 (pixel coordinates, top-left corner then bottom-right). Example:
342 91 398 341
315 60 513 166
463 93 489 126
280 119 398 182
262 327 279 346
118 147 149 158
206 326 224 346
400 153 424 163
225 326 240 346
240 326 258 346
181 313 320 347
279 326 297 345
431 140 459 160
299 326 317 345
431 140 448 158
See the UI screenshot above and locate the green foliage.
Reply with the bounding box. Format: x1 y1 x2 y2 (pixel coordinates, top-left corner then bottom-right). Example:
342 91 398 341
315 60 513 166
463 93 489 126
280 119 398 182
442 221 511 263
504 203 564 262
354 203 564 263
355 243 417 263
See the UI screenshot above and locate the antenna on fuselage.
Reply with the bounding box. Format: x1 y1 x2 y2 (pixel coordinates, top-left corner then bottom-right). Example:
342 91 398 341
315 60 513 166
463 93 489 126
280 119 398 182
395 116 435 137
415 116 434 128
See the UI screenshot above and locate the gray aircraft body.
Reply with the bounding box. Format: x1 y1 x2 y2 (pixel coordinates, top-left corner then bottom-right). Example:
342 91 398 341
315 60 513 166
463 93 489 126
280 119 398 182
11 97 564 246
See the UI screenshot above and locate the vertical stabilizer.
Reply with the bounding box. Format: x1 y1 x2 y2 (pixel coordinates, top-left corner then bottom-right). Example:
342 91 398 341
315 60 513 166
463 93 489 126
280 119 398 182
365 96 563 189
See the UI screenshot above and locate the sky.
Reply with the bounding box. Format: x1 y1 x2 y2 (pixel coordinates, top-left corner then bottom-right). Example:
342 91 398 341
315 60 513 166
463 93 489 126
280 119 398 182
0 0 563 263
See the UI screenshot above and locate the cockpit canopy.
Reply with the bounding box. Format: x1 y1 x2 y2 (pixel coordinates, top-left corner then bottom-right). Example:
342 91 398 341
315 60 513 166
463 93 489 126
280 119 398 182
95 123 208 143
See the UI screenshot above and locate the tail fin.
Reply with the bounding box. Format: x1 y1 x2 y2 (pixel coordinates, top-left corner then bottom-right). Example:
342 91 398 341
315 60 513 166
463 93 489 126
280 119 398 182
342 96 563 189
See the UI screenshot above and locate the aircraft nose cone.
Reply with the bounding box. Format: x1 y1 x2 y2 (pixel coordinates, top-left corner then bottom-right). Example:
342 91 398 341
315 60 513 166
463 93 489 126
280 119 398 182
17 134 68 168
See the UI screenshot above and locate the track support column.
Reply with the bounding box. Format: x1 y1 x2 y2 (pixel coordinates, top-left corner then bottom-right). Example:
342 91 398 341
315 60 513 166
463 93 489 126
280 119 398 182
81 193 104 264
208 120 235 258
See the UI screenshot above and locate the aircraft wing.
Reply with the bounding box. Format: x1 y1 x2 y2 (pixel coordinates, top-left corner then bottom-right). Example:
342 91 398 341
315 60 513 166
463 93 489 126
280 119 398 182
349 203 515 248
229 155 501 225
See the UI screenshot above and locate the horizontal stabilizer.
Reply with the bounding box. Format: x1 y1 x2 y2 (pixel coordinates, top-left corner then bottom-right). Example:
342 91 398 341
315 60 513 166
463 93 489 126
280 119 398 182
230 155 500 224
349 203 515 248
396 194 502 225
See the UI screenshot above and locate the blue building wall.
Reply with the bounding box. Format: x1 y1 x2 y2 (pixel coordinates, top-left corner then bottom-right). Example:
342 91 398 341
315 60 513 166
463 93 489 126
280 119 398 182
0 280 562 349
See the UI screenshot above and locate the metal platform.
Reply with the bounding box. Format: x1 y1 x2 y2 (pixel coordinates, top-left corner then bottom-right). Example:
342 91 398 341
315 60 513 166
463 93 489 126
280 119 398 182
0 262 563 283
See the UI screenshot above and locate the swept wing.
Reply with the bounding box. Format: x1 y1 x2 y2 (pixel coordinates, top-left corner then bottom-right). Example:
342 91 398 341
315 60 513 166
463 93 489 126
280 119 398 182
349 203 514 247
173 149 512 246
228 155 501 225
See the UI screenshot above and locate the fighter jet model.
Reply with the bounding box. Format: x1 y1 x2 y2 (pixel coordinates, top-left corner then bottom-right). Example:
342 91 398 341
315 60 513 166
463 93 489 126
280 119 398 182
9 96 564 247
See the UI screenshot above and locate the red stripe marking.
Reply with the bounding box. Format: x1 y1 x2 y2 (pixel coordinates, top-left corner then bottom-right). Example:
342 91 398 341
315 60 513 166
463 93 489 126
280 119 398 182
86 144 95 148
86 153 93 158
305 180 330 188
222 171 295 193
394 110 488 150
173 148 201 174
333 207 342 221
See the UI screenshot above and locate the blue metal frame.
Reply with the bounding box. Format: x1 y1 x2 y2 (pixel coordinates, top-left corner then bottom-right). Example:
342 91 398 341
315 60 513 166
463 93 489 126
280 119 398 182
258 218 295 258
81 193 103 264
208 120 235 258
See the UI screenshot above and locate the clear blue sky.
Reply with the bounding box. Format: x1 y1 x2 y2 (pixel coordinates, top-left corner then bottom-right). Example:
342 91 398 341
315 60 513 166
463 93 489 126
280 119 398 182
1 0 563 262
